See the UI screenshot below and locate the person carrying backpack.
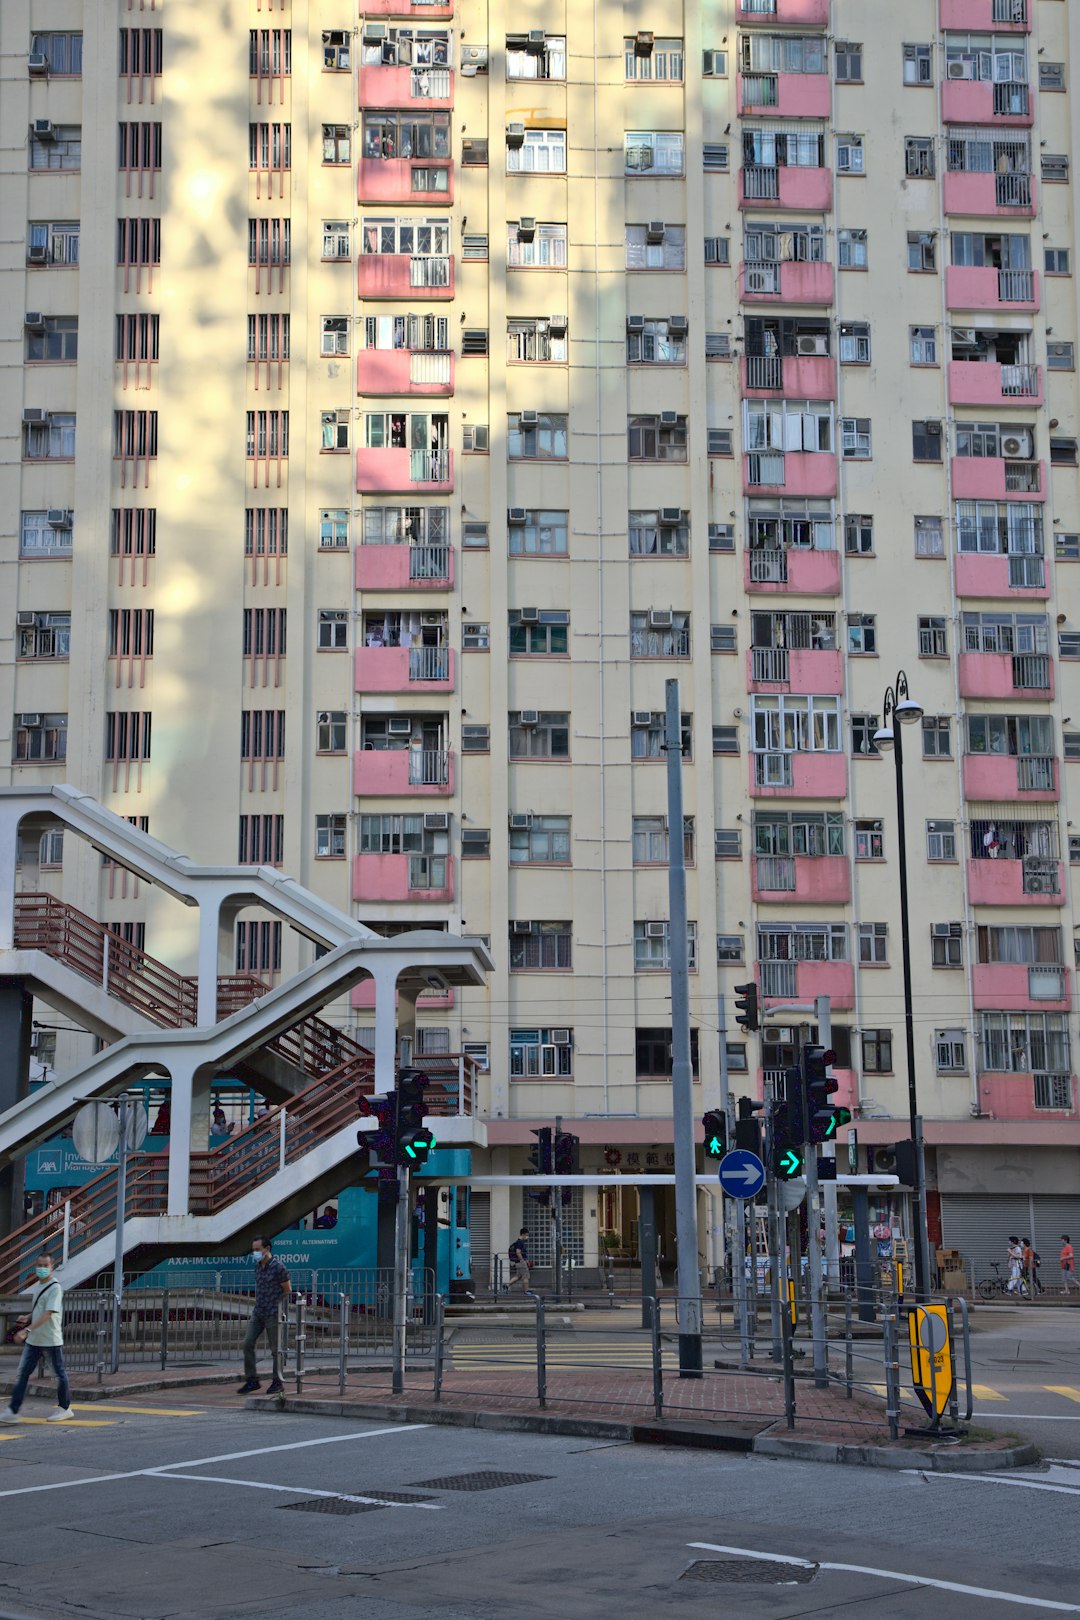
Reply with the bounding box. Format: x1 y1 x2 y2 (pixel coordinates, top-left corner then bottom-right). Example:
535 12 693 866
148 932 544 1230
506 1229 536 1298
1 1252 73 1423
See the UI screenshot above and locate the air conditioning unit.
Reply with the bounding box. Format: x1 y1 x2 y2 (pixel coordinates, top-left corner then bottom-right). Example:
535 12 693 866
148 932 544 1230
660 410 679 426
19 714 43 729
1026 869 1048 893
659 507 682 525
518 606 540 623
517 217 536 240
649 609 674 629
509 813 533 829
461 62 478 76
512 919 534 934
627 315 645 334
519 709 540 726
506 123 526 147
388 716 413 735
797 334 828 356
519 409 538 427
926 420 942 435
22 408 47 425
527 29 546 49
1002 431 1034 458
363 23 388 43
16 611 37 628
932 922 962 937
632 710 654 727
548 314 568 336
947 60 970 79
47 509 72 528
33 119 55 141
423 812 449 831
317 710 334 725
668 315 688 336
1050 343 1071 357
461 45 488 66
645 922 667 938
953 327 978 345
508 507 528 524
28 52 49 75
646 220 665 243
635 30 654 54
870 1147 897 1174
24 312 45 331
27 244 48 263
550 1028 571 1045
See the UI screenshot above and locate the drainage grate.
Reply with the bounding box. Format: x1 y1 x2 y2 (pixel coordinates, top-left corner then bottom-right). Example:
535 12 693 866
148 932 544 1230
408 1471 554 1492
279 1497 387 1516
681 1559 817 1587
358 1490 437 1504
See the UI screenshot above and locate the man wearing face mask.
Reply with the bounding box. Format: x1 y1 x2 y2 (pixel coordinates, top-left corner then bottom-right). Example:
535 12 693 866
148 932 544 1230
1 1252 72 1422
237 1235 291 1395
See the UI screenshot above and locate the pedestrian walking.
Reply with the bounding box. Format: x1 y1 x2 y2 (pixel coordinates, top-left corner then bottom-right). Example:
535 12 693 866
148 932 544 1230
1022 1238 1043 1296
1061 1235 1078 1294
1006 1235 1028 1297
1 1252 73 1423
506 1229 536 1299
237 1235 291 1395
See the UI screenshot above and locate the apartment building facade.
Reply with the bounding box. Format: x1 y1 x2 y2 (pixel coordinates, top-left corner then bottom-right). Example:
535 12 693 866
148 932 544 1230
3 0 1080 1283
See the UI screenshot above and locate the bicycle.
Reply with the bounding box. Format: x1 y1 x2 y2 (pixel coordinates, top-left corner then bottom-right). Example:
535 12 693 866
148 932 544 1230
977 1260 1028 1300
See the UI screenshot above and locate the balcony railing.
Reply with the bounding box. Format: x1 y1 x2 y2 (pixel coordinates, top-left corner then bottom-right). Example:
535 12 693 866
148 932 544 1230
998 269 1034 302
1029 964 1065 1001
409 854 448 889
410 254 451 288
411 67 450 97
746 354 783 389
992 0 1026 21
1033 1073 1072 1110
409 645 449 682
742 73 779 107
741 0 777 11
749 548 787 583
1012 652 1050 690
754 751 794 787
1000 363 1039 397
755 854 796 891
410 449 450 482
1008 554 1044 589
409 543 451 581
1022 857 1059 895
993 82 1030 116
746 451 785 485
759 960 797 998
744 263 780 295
1017 754 1055 791
995 172 1032 208
752 646 790 682
409 748 450 786
1004 460 1040 492
409 351 452 386
743 165 780 200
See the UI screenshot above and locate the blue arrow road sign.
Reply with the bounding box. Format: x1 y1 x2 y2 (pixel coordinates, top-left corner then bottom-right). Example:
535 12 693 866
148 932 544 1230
718 1148 766 1200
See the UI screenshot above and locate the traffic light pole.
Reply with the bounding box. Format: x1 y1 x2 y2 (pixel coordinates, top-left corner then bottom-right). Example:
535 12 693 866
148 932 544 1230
719 1000 749 1367
665 679 703 1377
800 1047 829 1393
817 995 841 1292
553 1114 564 1303
392 1163 410 1395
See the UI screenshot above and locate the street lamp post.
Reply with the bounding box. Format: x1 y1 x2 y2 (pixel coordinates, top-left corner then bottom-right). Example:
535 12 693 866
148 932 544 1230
874 672 933 1300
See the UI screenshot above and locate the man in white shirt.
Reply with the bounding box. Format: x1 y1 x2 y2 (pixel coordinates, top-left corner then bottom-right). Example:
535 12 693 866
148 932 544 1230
1 1252 73 1422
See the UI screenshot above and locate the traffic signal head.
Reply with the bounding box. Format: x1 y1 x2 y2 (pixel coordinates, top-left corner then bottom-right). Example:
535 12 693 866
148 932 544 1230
811 1104 853 1145
734 1096 764 1156
528 1127 552 1203
395 1070 431 1165
733 981 760 1033
400 1125 436 1166
770 1098 805 1180
702 1108 728 1159
803 1044 839 1141
784 1066 807 1145
553 1129 579 1176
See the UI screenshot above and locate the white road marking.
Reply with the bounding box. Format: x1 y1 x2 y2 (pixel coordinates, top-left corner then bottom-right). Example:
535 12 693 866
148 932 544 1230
687 1542 1080 1612
975 1411 1080 1421
152 1472 443 1509
0 1423 429 1501
902 1470 1080 1497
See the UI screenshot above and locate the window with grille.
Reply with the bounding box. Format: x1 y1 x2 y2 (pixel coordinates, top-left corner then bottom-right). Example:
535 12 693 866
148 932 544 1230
238 815 284 865
240 711 285 760
29 124 81 171
105 711 152 762
236 920 281 974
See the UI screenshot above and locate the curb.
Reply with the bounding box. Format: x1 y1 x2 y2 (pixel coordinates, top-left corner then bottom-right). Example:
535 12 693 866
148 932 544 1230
0 1371 245 1402
752 1433 1040 1472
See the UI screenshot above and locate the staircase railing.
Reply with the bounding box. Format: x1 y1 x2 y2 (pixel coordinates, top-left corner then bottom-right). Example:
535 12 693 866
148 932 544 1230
0 1153 169 1294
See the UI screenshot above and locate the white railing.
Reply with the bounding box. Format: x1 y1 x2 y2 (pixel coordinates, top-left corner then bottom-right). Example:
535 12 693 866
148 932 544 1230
411 67 450 98
409 254 451 288
1028 965 1064 1001
754 751 794 788
409 351 452 386
746 355 783 389
746 451 785 486
1000 363 1039 398
409 543 451 581
998 269 1033 302
408 749 450 786
993 82 1029 117
1008 554 1044 589
744 263 780 295
992 0 1026 21
740 0 778 11
1033 1074 1072 1111
743 165 780 199
1017 755 1054 791
995 172 1032 208
742 73 779 107
756 855 796 891
410 449 450 482
749 548 787 584
1011 652 1050 690
409 645 450 682
759 961 797 999
752 647 790 682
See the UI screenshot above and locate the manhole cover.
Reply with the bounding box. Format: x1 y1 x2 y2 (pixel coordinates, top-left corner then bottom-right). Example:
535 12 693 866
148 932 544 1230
359 1490 436 1504
681 1559 817 1586
279 1497 387 1515
408 1471 554 1492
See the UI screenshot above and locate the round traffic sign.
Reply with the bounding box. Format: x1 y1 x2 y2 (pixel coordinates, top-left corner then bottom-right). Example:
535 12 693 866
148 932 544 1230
71 1102 119 1164
717 1148 766 1199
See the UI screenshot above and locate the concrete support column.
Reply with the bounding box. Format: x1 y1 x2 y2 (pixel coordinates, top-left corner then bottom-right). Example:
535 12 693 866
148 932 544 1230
0 983 32 1237
195 893 228 1027
370 965 401 1093
166 1058 193 1216
0 806 25 951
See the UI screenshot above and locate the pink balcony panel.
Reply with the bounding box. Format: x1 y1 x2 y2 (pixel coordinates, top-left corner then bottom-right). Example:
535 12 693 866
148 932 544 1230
352 748 455 797
352 852 455 904
958 650 1054 700
741 354 835 398
744 547 841 596
355 646 454 693
752 853 850 904
351 980 456 1010
951 458 1045 502
962 752 1058 802
358 349 454 396
737 74 831 119
955 552 1048 599
972 962 1071 1012
947 361 1042 409
747 647 843 693
945 265 1039 313
943 171 1035 218
940 0 1030 30
356 447 453 493
357 66 454 108
977 1072 1076 1121
759 960 854 1008
355 546 454 592
737 0 829 25
743 451 837 499
739 261 835 308
739 168 833 212
358 255 455 300
941 78 1033 126
966 857 1064 906
749 751 847 800
358 159 453 205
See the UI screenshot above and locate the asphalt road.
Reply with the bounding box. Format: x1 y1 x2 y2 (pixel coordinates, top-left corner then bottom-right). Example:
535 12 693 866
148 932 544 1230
950 1305 1080 1460
0 1399 1078 1618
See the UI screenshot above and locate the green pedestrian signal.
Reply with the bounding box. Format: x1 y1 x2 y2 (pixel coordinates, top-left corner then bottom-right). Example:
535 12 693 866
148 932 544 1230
702 1108 728 1159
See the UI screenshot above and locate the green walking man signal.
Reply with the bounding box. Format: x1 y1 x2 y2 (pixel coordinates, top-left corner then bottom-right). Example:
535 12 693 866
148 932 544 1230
702 1108 728 1159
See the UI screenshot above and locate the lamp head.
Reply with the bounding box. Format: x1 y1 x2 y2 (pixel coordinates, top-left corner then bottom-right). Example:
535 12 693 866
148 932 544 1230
894 697 924 725
872 726 895 752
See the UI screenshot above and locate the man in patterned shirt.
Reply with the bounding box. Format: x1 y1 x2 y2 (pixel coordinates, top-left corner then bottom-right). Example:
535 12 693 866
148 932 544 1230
237 1234 291 1395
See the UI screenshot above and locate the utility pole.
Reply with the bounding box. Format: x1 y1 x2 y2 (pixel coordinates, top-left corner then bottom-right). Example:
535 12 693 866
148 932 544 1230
665 678 702 1376
111 1094 128 1375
